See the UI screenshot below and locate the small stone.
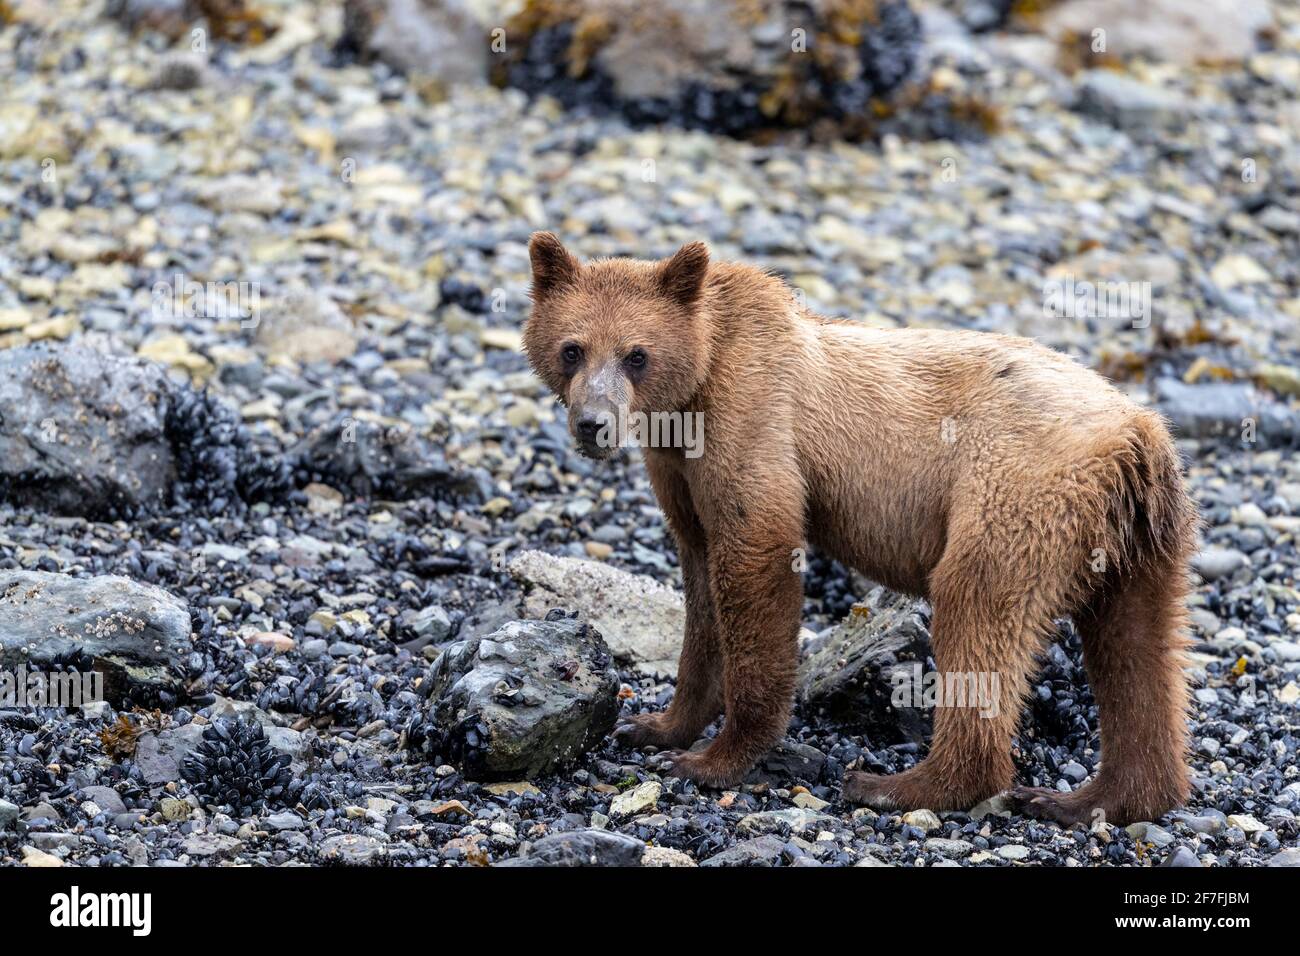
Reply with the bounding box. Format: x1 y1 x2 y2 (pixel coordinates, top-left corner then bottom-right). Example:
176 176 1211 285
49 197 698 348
1192 547 1249 581
996 844 1031 861
21 846 64 867
319 834 384 865
925 838 974 858
158 798 190 822
902 809 942 833
791 791 830 811
265 812 304 831
1162 847 1203 868
642 845 697 867
584 541 614 560
505 829 644 867
248 631 295 653
610 781 662 818
1226 814 1266 834
969 794 1013 818
483 782 541 797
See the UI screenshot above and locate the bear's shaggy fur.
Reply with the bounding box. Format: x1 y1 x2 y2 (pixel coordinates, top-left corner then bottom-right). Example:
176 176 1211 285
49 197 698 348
523 232 1197 825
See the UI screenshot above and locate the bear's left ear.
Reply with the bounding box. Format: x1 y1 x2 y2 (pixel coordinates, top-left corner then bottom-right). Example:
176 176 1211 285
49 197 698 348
655 241 709 308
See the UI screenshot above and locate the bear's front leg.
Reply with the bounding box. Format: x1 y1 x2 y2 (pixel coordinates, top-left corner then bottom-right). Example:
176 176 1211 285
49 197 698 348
663 513 803 789
614 539 724 750
616 457 723 750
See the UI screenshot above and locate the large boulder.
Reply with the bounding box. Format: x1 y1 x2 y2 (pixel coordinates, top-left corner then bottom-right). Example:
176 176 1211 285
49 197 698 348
0 344 175 517
500 0 924 136
407 615 620 779
339 0 506 84
0 571 192 704
797 587 932 744
508 550 684 675
0 343 290 518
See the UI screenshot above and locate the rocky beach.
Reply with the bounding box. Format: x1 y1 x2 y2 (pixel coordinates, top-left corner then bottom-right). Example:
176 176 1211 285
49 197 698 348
0 0 1298 867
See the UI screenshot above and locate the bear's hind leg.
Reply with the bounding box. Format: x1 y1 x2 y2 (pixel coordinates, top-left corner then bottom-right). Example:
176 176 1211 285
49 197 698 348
1013 559 1191 826
843 547 1059 811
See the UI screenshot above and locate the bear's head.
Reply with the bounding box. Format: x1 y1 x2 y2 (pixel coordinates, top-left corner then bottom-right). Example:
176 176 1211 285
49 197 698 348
522 232 713 460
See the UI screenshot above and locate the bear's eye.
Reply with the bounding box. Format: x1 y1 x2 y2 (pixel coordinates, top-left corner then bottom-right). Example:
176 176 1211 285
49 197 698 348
624 348 647 370
561 344 583 369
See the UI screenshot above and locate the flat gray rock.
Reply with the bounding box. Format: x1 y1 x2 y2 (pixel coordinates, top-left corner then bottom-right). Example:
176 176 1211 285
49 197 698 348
509 550 684 675
499 829 645 867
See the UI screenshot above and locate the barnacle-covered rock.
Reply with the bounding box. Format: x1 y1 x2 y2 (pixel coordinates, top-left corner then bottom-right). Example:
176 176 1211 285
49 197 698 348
0 344 176 518
0 570 192 705
0 343 290 518
406 613 620 779
180 718 297 815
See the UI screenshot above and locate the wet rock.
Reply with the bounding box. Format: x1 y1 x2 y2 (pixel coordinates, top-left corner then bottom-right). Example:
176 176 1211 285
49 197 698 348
746 739 828 787
501 828 645 867
700 835 787 867
0 800 18 829
291 415 482 501
134 723 206 784
319 834 385 865
509 550 684 675
409 616 620 780
1153 379 1299 448
797 587 931 743
80 786 127 816
0 571 191 704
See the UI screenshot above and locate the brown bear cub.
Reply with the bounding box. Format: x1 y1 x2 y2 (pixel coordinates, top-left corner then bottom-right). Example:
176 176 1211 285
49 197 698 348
523 232 1197 826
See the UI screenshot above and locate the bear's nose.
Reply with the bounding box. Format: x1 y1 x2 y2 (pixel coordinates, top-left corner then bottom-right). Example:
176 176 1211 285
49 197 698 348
576 416 603 444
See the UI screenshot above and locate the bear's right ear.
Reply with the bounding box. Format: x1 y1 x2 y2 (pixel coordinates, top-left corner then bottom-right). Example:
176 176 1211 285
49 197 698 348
529 232 580 299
